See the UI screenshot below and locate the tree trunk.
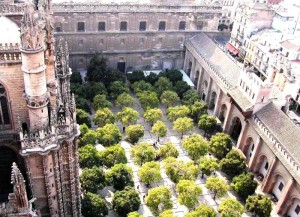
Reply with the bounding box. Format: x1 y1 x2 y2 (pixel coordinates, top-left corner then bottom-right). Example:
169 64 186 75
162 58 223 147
157 137 160 142
201 172 204 179
213 192 216 200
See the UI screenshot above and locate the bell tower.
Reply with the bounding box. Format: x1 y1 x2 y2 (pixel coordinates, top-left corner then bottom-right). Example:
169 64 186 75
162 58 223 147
18 1 81 216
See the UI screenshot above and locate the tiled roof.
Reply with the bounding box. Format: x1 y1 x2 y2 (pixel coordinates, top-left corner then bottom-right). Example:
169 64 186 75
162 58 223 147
186 33 253 111
254 102 300 165
187 33 241 87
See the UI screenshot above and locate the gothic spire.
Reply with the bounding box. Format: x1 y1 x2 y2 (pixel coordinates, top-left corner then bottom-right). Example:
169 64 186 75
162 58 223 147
11 162 29 210
20 2 45 51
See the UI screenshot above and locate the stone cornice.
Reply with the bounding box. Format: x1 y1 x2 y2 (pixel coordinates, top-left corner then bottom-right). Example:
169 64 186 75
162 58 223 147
52 3 222 13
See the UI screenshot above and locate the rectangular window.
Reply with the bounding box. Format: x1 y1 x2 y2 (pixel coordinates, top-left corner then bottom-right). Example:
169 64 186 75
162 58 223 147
295 205 300 214
77 22 85 32
158 21 166 31
278 182 284 191
98 22 106 31
139 21 146 31
55 26 61 32
264 162 269 170
120 21 127 31
179 21 186 30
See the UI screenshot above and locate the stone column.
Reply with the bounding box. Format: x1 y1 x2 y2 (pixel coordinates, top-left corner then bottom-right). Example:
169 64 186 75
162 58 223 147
261 155 278 192
236 120 249 149
213 89 223 116
223 100 234 133
197 66 204 93
276 177 295 215
248 137 263 170
183 50 189 72
205 76 213 105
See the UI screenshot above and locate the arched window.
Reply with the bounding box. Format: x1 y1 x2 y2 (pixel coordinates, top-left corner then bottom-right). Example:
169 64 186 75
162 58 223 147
54 22 62 32
0 84 11 128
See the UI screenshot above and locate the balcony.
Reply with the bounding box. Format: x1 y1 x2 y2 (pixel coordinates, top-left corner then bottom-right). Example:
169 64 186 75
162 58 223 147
0 43 21 64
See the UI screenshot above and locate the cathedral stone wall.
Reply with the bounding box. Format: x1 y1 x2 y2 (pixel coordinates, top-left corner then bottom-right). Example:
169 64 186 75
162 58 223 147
0 64 28 131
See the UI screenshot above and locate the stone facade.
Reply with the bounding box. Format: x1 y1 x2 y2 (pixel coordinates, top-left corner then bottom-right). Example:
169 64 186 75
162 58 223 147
51 0 221 72
185 33 300 217
0 0 81 216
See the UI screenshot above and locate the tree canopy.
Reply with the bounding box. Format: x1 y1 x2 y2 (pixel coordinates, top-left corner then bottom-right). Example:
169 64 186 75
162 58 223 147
96 123 122 147
174 81 191 99
209 133 232 159
143 108 163 125
154 77 173 97
112 186 141 216
116 93 135 108
138 161 162 185
128 70 146 84
93 108 115 127
93 94 112 110
145 186 173 216
79 129 97 147
176 180 202 208
220 149 247 178
198 114 218 136
109 81 130 99
182 133 209 161
126 124 145 144
159 210 177 217
98 144 127 168
137 91 159 110
190 101 207 123
80 166 105 193
231 173 258 201
205 176 230 200
167 105 190 122
128 212 144 217
182 90 199 106
151 120 168 142
76 109 91 127
78 144 101 168
163 157 200 183
106 163 134 190
245 194 272 217
86 54 125 85
159 142 179 159
117 107 139 127
218 198 244 217
173 117 194 138
198 156 220 178
82 192 108 217
185 204 217 217
145 72 159 85
133 80 154 93
160 90 180 108
161 69 183 85
131 141 157 165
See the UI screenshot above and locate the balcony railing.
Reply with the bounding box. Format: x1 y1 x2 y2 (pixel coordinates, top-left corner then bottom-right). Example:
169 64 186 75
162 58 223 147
0 43 21 64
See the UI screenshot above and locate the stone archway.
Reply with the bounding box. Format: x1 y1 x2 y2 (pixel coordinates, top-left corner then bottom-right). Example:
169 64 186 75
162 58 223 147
187 61 192 76
271 174 285 200
256 155 269 178
219 104 227 123
194 70 199 86
287 198 300 217
242 137 254 162
201 80 208 101
209 91 217 110
230 116 242 141
162 58 174 71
